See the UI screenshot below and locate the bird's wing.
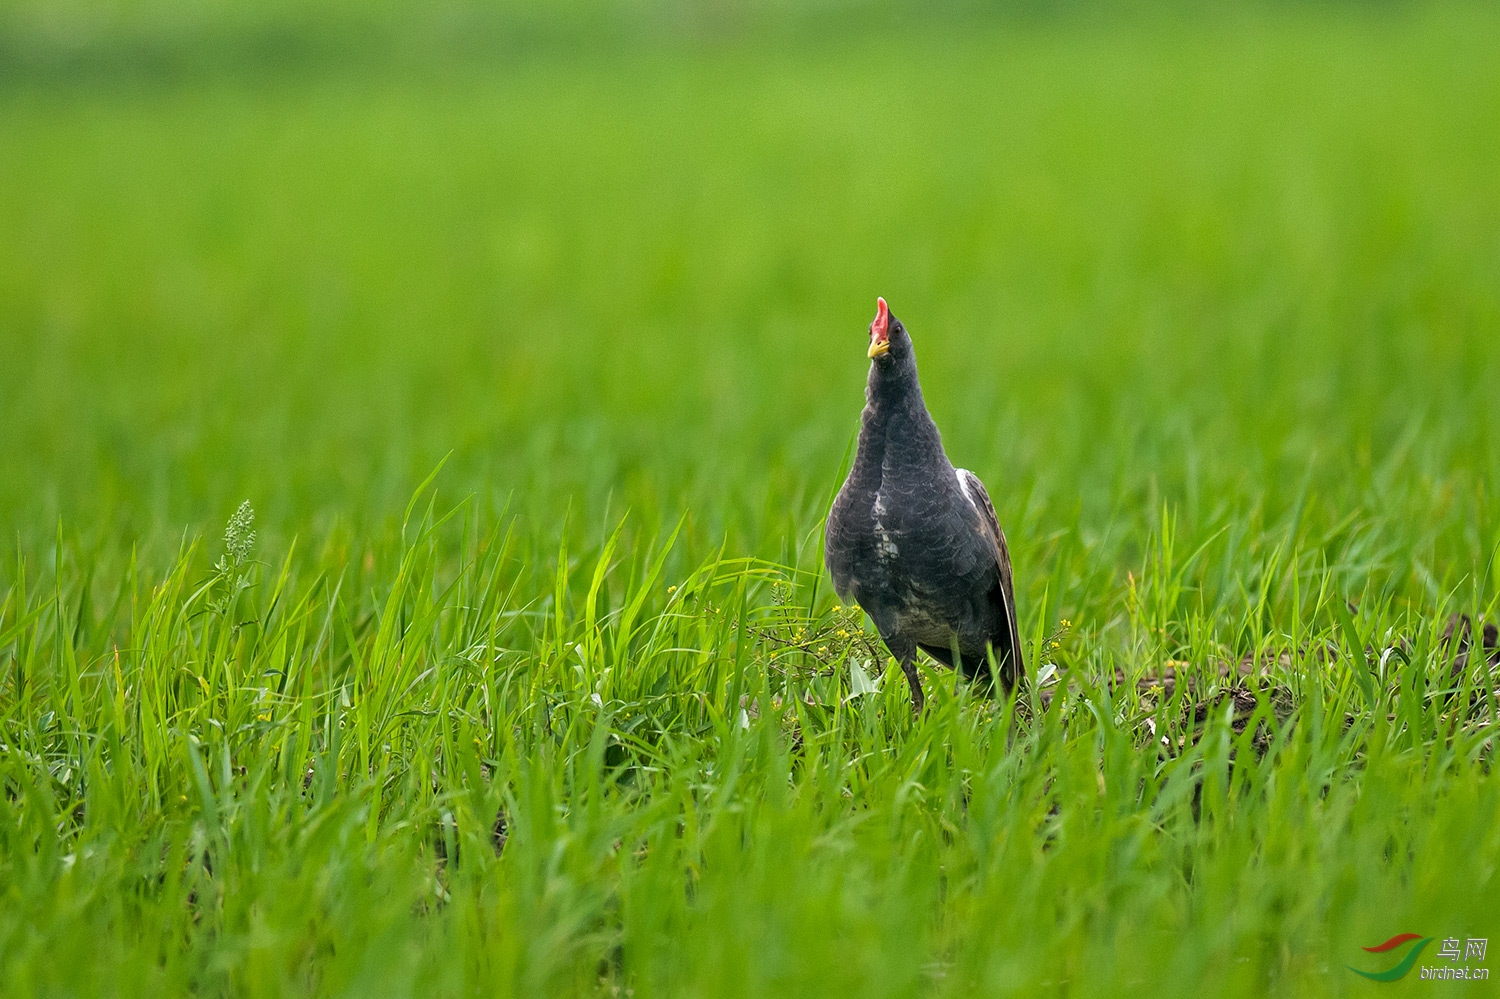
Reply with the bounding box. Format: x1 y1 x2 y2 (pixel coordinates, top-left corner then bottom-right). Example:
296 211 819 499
956 468 1025 681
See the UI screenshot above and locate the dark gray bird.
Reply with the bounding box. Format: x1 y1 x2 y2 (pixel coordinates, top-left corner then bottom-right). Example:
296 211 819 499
825 297 1025 712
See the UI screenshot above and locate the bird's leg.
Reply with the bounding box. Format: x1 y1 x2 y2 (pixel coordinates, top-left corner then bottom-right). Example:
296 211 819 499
879 634 923 714
899 655 924 714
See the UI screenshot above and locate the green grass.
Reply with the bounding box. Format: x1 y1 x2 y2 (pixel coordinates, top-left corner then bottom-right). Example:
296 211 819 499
3 2 1500 995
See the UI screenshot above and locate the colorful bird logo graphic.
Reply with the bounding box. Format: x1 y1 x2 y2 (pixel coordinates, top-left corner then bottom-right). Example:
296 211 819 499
1348 934 1434 982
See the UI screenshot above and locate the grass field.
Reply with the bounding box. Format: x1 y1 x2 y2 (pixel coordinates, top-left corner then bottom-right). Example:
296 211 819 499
3 1 1500 995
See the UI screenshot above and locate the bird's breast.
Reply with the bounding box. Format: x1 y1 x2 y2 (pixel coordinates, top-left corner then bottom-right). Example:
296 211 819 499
870 490 901 561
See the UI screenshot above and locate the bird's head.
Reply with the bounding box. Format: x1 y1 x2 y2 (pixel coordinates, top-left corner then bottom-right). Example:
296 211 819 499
866 296 910 364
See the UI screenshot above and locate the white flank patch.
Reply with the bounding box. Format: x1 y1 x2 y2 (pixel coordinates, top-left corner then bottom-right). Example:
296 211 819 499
956 468 981 514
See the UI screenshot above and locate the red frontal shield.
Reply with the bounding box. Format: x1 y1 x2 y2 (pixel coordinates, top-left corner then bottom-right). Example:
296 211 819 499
870 297 890 346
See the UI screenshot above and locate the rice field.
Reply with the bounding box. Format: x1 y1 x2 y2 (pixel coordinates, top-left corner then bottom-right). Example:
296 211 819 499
2 2 1499 994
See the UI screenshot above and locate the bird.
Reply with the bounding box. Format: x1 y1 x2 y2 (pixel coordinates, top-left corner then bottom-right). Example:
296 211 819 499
825 297 1025 713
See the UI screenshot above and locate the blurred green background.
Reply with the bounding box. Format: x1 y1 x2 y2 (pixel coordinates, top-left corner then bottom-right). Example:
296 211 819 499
5 0 1497 572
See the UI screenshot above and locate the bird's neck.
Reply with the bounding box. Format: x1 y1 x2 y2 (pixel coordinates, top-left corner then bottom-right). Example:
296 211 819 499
855 357 946 476
867 354 921 408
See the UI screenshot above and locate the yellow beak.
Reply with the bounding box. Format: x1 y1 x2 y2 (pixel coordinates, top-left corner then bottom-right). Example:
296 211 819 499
867 339 890 359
